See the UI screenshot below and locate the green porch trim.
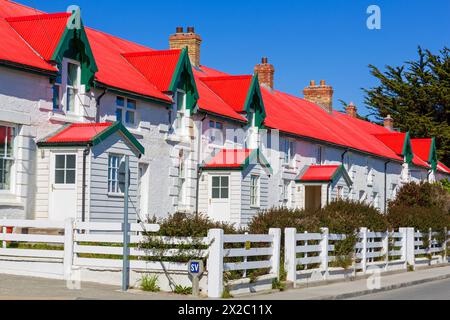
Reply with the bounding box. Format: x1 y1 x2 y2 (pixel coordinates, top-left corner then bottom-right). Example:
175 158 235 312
429 137 438 172
243 149 273 174
244 75 267 128
38 122 145 156
168 48 199 112
51 13 98 91
402 132 414 165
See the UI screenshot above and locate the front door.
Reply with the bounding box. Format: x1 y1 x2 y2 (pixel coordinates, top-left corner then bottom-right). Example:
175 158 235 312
305 185 322 211
208 175 231 222
49 153 77 221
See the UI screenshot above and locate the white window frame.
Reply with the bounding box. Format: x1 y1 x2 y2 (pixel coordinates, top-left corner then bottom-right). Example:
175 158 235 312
211 175 230 200
316 145 323 165
0 124 16 194
250 175 260 208
178 151 187 206
108 154 124 196
116 96 138 128
176 89 188 136
372 192 380 209
282 139 295 166
337 186 344 200
282 180 292 207
207 120 224 146
55 58 81 115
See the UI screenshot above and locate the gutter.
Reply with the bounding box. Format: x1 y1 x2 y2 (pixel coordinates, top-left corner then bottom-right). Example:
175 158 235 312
95 88 108 123
82 145 92 222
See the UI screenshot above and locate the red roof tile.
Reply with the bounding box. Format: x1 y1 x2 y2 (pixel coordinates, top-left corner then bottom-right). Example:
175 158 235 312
298 165 341 182
200 75 253 113
45 122 112 144
122 49 182 93
204 149 254 169
6 12 70 61
411 139 433 162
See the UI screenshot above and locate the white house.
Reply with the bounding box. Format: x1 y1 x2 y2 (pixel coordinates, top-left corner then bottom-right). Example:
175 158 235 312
0 0 448 227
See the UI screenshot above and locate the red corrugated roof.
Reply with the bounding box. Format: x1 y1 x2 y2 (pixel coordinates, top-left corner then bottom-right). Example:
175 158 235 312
411 139 432 162
122 49 181 92
204 149 254 169
298 165 341 182
45 122 112 143
200 75 253 113
438 162 450 174
6 12 70 61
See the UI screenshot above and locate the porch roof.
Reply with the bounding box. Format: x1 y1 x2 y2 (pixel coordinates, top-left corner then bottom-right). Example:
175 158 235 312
296 165 344 183
202 148 271 172
37 122 145 155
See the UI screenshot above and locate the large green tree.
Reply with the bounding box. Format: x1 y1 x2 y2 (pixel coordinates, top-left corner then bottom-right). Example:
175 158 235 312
364 47 450 165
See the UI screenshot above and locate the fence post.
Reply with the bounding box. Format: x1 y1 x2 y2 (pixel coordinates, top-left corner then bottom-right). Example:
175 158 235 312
63 218 74 280
284 228 297 285
400 227 415 270
445 227 448 264
360 228 368 274
320 228 329 280
383 230 389 272
207 229 224 298
269 228 281 280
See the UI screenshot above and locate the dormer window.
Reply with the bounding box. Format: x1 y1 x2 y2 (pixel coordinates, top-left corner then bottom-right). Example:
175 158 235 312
176 90 187 135
53 59 81 114
116 97 137 127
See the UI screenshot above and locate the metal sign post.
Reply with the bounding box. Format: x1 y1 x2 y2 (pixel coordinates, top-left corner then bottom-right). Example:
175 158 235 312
121 156 130 292
188 260 204 297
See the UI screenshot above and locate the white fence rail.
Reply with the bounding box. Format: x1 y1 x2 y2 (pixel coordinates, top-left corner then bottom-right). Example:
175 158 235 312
0 219 448 297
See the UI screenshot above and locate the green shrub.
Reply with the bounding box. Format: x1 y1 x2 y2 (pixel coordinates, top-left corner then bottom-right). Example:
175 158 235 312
174 285 192 295
149 212 238 237
387 205 450 232
140 274 160 292
440 179 450 194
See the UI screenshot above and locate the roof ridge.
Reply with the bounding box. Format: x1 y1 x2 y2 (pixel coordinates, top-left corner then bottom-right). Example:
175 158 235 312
200 75 253 81
122 49 181 58
5 12 70 22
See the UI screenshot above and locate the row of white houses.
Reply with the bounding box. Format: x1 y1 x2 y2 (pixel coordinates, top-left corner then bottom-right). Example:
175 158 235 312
0 1 448 227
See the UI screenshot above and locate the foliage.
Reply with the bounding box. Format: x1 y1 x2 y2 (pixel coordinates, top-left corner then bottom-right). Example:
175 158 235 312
221 287 233 299
173 285 192 295
363 46 450 164
149 212 238 237
272 278 286 291
330 233 357 270
441 179 450 194
140 274 160 292
387 182 450 233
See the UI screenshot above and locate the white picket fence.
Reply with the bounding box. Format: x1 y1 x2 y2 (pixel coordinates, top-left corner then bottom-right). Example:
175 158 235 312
285 227 449 286
0 219 448 297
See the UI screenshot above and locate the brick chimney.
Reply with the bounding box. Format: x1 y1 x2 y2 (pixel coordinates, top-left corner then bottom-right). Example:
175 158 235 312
303 80 334 114
345 102 358 118
169 26 202 67
254 57 275 89
384 115 394 131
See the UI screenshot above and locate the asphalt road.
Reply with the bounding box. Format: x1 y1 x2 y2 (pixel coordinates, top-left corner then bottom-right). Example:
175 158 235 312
350 278 450 300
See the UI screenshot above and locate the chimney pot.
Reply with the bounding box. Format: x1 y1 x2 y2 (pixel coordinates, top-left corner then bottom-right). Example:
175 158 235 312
384 115 394 131
303 80 334 114
345 102 358 118
169 26 202 67
254 57 275 89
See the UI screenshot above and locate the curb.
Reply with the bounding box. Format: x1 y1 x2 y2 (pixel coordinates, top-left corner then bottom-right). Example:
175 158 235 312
313 273 450 300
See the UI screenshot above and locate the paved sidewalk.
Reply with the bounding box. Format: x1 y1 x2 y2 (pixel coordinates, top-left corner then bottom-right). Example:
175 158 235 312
0 274 198 300
244 265 450 300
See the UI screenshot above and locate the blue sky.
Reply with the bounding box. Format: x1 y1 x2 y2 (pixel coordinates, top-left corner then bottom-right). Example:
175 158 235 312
19 0 450 116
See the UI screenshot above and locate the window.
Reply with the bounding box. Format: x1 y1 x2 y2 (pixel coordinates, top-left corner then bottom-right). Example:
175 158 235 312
208 120 224 145
372 192 380 209
116 97 137 126
0 126 15 191
54 154 76 185
337 186 344 200
178 150 186 205
176 90 187 135
316 146 323 165
212 176 229 199
250 175 260 207
108 155 123 194
281 139 295 165
53 60 81 113
282 180 291 206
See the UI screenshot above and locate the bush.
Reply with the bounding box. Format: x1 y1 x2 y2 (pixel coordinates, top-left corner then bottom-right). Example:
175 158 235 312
149 212 238 237
441 179 450 194
140 274 160 292
248 200 388 235
387 182 450 232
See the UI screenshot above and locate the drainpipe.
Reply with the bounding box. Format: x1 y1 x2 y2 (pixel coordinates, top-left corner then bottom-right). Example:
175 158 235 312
341 149 350 164
82 145 91 222
326 183 331 206
195 114 208 213
95 89 107 123
384 160 391 214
